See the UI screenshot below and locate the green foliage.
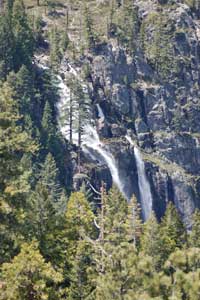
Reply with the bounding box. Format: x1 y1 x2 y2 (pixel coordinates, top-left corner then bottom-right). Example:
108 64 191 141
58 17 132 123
83 4 97 50
0 1 200 298
68 240 94 300
62 77 92 146
159 202 186 261
189 209 200 247
42 100 56 142
64 192 96 295
50 26 69 70
0 0 35 76
0 241 63 300
32 14 44 45
140 212 161 269
140 11 177 79
92 188 142 299
65 192 95 247
0 13 14 78
7 65 35 117
38 153 62 201
12 0 35 70
0 81 36 263
115 1 138 53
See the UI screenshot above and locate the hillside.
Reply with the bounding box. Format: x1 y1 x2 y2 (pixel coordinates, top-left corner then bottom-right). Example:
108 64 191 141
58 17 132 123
1 0 200 299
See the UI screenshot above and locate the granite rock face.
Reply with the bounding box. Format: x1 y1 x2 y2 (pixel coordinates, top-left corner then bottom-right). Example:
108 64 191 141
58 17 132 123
63 0 200 226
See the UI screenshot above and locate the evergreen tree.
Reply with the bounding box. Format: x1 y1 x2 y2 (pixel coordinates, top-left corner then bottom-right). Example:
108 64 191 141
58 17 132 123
116 0 138 52
50 27 62 70
189 209 200 247
50 26 69 70
0 241 62 300
83 4 96 50
140 212 161 270
93 187 142 300
61 77 91 169
126 195 142 248
75 82 91 150
38 153 62 201
0 13 14 78
68 240 95 300
64 192 96 294
65 192 96 256
0 82 36 263
159 202 186 264
26 181 67 268
12 0 35 70
41 100 56 147
7 65 35 116
163 247 200 299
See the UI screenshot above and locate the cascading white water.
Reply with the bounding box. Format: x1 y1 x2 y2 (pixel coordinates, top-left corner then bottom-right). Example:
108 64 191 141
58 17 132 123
125 135 134 148
96 104 105 122
82 125 126 197
56 73 81 144
57 75 72 138
126 136 153 220
134 147 153 221
55 65 125 196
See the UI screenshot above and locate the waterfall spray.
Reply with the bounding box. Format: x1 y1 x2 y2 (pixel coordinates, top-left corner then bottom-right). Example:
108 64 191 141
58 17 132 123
126 136 153 220
96 104 105 122
82 125 126 197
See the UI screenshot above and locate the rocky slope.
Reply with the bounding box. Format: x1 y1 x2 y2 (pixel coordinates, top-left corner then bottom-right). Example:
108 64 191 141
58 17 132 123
37 0 200 226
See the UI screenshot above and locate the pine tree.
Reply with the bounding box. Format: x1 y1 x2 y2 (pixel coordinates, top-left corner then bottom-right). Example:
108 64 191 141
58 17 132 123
116 0 138 52
49 26 69 70
140 212 161 270
26 183 56 240
64 192 96 294
163 247 200 299
65 192 96 254
50 27 62 70
93 187 141 300
189 209 200 247
41 100 56 147
7 65 34 116
0 241 62 300
63 77 91 167
12 0 35 70
0 12 14 78
159 202 186 263
38 153 62 202
83 4 97 50
126 195 142 248
68 240 95 300
20 153 67 268
0 81 36 263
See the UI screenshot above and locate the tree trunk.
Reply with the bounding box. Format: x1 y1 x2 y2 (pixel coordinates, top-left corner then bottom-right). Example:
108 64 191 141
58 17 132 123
78 105 81 173
100 182 106 273
69 90 73 144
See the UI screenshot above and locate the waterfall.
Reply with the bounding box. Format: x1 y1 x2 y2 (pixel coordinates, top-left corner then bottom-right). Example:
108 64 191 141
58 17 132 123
134 147 153 221
57 75 71 138
126 136 153 220
57 75 80 144
36 57 128 200
96 104 105 122
54 63 125 198
125 135 134 148
82 125 126 197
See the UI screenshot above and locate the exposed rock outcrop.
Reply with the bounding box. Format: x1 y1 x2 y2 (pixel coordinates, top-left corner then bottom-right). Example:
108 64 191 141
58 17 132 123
54 0 200 226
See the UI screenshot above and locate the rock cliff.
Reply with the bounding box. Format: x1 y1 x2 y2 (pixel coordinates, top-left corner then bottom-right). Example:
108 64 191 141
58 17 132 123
38 0 200 226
